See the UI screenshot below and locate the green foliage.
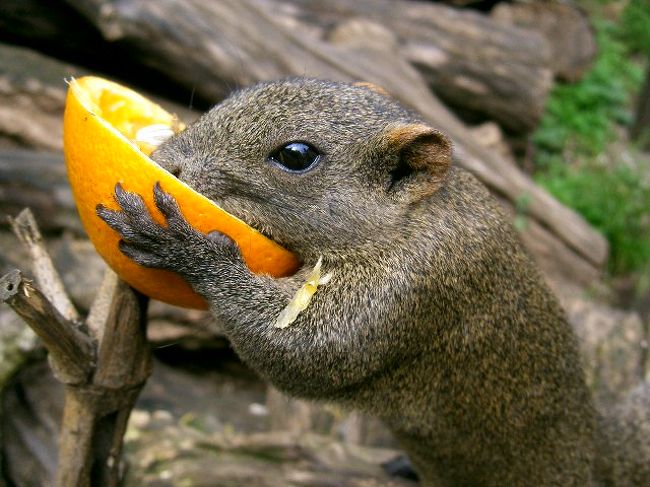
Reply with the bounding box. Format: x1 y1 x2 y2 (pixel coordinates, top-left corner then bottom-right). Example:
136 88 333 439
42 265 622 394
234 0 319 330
536 159 650 275
621 0 650 57
514 192 531 231
532 6 649 276
533 20 643 166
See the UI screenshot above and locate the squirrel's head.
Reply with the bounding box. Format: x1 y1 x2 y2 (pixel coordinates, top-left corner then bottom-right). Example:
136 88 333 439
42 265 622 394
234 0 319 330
153 78 452 261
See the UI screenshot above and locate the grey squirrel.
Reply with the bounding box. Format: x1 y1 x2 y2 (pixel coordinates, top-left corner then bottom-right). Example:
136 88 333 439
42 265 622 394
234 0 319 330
97 78 649 486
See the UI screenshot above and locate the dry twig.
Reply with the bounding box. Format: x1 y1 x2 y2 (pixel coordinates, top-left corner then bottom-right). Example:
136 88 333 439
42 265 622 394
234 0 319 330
1 208 152 487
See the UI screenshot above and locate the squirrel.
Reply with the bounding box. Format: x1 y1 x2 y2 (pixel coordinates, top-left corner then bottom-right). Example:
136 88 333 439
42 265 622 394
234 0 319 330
97 78 649 486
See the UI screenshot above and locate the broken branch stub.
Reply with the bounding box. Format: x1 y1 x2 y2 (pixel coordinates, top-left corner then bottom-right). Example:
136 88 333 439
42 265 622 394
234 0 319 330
8 208 80 322
0 270 94 384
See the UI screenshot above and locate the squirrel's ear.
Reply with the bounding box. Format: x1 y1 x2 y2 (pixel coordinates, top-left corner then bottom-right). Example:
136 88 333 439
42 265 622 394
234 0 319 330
353 81 390 97
380 123 452 197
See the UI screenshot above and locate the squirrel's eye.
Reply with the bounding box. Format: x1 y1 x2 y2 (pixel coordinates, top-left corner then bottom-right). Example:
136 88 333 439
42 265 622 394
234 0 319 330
268 142 321 172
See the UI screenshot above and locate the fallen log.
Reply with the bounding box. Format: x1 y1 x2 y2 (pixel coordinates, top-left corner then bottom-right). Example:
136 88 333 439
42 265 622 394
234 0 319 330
284 0 554 134
0 42 197 155
492 0 597 83
0 150 80 234
1 0 554 134
0 44 83 151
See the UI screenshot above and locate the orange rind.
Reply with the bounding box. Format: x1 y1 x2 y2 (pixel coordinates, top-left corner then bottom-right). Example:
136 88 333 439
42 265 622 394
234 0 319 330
63 76 299 309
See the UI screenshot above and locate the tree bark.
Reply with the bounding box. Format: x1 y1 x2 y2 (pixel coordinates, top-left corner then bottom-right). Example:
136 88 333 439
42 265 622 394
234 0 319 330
1 209 152 487
282 0 555 134
0 150 81 234
492 0 597 83
0 44 80 151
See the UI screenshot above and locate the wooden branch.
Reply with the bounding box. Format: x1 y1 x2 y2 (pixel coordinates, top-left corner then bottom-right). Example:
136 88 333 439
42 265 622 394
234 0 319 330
56 275 151 487
86 269 119 343
56 388 136 487
92 275 151 391
8 208 80 321
2 209 152 487
0 270 93 384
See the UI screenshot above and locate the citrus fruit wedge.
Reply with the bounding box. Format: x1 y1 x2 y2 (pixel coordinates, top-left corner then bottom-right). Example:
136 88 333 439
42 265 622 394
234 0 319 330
63 76 300 309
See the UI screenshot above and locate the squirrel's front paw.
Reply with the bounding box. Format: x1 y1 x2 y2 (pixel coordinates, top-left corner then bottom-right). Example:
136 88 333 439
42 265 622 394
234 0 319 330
96 182 241 277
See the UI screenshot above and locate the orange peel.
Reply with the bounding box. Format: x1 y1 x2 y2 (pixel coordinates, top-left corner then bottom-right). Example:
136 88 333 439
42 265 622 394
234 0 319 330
63 76 299 309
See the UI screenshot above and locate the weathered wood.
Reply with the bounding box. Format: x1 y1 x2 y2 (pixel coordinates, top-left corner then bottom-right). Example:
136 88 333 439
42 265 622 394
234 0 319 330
0 0 553 134
2 209 152 486
0 1 609 277
0 44 84 151
492 0 597 82
1 267 152 487
63 0 607 287
56 276 151 487
0 0 200 111
0 41 197 168
0 0 115 64
8 208 80 321
0 0 607 276
0 149 81 234
286 0 554 134
86 269 119 342
0 270 93 384
91 276 151 391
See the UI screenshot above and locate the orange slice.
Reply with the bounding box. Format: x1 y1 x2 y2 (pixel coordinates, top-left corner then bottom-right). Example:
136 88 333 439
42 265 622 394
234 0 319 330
63 76 300 309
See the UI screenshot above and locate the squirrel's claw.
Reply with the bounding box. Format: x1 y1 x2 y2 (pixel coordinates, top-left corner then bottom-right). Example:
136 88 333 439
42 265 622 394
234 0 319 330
96 203 135 238
97 183 162 239
96 183 242 275
96 183 176 268
152 182 192 234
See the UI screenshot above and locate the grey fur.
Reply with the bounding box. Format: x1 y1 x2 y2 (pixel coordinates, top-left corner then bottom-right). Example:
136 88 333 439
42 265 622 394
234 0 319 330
98 78 648 486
